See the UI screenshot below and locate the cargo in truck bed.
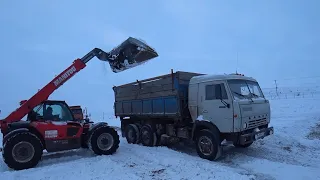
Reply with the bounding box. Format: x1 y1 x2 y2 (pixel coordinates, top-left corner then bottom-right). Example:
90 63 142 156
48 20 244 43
112 71 203 119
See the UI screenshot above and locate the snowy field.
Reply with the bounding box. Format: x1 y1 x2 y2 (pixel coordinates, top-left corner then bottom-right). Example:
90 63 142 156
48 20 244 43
1 98 320 180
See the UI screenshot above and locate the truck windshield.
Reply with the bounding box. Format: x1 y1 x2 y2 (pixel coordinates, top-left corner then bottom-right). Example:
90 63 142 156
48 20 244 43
227 79 264 100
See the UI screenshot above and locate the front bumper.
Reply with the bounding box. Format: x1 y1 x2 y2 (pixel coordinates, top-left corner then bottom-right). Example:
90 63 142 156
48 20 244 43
239 127 274 145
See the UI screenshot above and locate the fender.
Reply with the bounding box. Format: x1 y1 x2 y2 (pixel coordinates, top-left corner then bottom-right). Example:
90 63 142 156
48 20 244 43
192 120 220 140
7 121 31 132
3 128 29 145
86 122 109 139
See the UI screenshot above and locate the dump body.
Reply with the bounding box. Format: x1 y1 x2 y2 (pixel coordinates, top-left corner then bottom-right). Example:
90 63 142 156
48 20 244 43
112 71 203 121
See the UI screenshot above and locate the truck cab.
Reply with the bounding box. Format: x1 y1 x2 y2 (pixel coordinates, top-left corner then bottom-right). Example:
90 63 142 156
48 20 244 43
69 106 84 120
188 73 274 148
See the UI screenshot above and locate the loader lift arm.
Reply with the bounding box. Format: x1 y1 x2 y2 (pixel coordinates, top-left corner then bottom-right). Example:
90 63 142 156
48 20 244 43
0 37 158 134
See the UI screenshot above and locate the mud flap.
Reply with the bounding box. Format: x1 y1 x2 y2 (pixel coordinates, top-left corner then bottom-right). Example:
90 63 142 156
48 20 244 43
107 37 158 73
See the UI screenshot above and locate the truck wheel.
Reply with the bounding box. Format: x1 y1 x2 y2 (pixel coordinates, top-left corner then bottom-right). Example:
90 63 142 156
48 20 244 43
195 129 222 161
89 126 120 155
125 124 140 144
140 124 157 147
2 132 43 170
233 142 253 148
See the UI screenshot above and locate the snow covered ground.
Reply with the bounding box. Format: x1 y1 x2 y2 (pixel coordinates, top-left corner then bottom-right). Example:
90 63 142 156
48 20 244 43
1 98 320 180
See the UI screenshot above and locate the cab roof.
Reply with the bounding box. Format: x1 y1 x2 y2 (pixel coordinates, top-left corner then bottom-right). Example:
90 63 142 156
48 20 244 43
189 73 257 85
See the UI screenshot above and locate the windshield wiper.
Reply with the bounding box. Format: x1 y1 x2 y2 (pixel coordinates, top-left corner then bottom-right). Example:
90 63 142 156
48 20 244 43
232 91 246 98
243 82 254 102
251 92 267 100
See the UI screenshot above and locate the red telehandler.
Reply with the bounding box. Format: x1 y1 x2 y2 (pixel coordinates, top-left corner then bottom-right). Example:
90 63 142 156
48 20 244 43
0 37 158 170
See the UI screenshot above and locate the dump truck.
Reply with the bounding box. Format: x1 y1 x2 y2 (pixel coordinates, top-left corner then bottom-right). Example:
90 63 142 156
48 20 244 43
112 70 274 160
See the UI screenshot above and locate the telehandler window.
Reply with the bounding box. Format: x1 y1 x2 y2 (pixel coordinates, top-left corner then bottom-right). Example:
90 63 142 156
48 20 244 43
205 84 228 100
27 104 44 121
44 102 74 121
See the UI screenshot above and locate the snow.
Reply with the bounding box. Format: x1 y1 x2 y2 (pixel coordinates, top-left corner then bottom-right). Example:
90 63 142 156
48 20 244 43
1 98 320 180
197 115 204 120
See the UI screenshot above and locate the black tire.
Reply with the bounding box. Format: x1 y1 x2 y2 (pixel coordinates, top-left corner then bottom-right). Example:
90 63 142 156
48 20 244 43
195 129 222 161
88 126 120 155
233 142 253 148
140 124 157 147
2 132 43 170
154 124 165 146
124 124 140 144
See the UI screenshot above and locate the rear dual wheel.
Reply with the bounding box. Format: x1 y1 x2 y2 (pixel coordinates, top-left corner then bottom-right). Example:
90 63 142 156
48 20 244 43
125 123 158 147
140 124 158 147
125 124 141 144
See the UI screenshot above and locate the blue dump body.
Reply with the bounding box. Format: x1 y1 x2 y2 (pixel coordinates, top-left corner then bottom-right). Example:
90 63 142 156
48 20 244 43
112 71 203 120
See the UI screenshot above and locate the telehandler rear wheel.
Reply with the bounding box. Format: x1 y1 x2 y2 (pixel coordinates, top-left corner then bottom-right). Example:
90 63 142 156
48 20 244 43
89 126 120 155
2 132 43 170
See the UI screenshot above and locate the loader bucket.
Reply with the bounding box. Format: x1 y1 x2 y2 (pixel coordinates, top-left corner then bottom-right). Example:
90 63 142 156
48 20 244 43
107 37 158 73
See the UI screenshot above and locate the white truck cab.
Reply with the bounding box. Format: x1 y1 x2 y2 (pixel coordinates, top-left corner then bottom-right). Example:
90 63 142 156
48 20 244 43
189 73 274 152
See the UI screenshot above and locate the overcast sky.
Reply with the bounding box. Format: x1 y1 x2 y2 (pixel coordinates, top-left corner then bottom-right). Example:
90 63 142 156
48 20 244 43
0 0 319 119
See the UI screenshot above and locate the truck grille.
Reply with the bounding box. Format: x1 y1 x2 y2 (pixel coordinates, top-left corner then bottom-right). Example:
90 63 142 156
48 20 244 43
248 118 267 129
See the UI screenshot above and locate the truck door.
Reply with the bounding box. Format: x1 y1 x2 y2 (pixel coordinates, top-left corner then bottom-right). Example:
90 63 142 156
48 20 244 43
198 81 234 133
29 101 82 152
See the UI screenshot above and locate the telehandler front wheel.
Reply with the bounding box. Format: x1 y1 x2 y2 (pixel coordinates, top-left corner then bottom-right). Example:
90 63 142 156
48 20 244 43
89 126 120 155
2 132 43 170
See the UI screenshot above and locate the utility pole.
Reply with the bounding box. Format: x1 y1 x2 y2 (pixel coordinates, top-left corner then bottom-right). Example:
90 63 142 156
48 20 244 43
274 80 279 97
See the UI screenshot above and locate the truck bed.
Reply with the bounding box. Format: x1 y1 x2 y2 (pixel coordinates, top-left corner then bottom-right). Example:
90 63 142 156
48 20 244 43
112 70 203 120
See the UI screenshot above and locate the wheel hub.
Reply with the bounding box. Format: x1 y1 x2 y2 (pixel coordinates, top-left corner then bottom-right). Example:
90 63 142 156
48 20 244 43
198 136 214 156
97 133 114 151
12 141 35 163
